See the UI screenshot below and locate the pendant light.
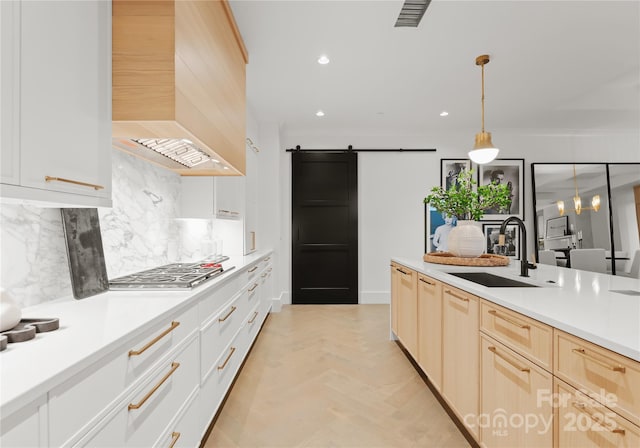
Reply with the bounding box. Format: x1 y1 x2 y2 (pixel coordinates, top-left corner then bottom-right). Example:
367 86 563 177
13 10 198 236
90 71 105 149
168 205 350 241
468 54 499 165
557 165 601 216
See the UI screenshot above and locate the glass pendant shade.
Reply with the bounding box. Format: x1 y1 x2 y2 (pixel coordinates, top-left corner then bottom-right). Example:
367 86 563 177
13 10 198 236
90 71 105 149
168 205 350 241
469 131 499 164
557 200 565 216
573 196 582 215
591 195 601 212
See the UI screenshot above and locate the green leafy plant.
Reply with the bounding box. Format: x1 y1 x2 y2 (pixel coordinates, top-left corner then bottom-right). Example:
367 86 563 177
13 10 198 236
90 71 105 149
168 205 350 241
424 169 512 220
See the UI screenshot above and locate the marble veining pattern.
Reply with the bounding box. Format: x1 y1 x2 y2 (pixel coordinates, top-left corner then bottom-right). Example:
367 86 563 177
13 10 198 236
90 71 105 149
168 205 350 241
0 150 200 308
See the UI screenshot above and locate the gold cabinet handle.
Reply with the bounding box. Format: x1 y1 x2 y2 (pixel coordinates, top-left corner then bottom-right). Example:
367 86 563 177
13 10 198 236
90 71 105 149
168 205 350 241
248 311 259 324
251 231 256 251
445 289 469 302
419 277 435 286
128 362 180 410
248 283 258 292
488 309 530 330
45 176 104 190
168 432 181 448
248 266 258 273
264 257 271 262
261 273 268 278
571 348 626 373
218 306 237 323
217 347 236 370
488 346 530 372
267 268 272 273
571 401 626 435
129 321 180 357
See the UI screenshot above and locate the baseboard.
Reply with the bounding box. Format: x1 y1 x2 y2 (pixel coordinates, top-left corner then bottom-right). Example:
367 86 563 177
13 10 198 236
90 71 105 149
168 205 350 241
360 291 390 304
270 291 289 312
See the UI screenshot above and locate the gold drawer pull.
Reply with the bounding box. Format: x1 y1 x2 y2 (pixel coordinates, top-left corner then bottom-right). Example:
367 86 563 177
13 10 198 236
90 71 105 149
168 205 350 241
445 289 469 302
248 283 258 292
128 362 180 410
267 268 272 273
45 176 104 190
261 273 268 278
248 311 259 324
264 257 271 262
488 309 530 330
169 432 181 448
218 347 236 370
218 306 237 322
419 277 435 286
129 321 180 357
488 346 530 372
571 401 626 435
572 348 626 373
248 266 258 273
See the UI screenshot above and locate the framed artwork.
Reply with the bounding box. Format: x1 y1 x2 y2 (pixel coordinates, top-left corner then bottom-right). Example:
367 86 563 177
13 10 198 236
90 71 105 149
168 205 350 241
483 223 520 260
478 159 525 221
441 159 472 191
425 204 457 253
546 215 569 238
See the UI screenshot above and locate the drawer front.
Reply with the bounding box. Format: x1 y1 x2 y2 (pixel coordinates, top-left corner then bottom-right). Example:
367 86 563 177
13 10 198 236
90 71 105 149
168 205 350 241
554 330 640 426
555 380 640 448
77 337 199 448
481 300 553 371
199 274 243 325
480 334 553 447
199 329 246 431
154 390 200 448
200 291 247 381
246 262 260 282
243 302 264 349
49 305 198 447
245 278 261 312
0 396 46 448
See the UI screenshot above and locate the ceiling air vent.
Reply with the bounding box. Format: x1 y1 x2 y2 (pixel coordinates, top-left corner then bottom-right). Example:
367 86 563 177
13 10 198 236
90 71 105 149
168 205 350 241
394 0 431 27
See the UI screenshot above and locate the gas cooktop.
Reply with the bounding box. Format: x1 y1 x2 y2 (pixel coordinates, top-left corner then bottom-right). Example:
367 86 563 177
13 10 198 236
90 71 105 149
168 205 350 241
109 256 234 290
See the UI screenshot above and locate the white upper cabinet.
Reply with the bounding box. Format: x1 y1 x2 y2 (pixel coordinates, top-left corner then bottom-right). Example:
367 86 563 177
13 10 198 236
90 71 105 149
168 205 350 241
0 0 112 207
181 176 245 220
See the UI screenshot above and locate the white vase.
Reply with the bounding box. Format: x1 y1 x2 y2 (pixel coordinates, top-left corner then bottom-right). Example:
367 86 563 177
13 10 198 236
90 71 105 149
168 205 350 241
447 220 485 258
0 289 21 332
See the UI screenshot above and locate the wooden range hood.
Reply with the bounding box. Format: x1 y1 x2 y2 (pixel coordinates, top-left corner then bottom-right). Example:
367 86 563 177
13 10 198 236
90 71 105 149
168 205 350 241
112 0 248 176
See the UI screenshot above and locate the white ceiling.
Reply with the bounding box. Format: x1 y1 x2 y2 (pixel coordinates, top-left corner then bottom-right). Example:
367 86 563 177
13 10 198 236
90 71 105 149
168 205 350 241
229 0 640 137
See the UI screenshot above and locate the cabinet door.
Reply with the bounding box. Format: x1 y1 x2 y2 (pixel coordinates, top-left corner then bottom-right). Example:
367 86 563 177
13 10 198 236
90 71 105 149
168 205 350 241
390 263 399 336
480 334 553 447
244 145 258 253
181 177 215 218
417 274 442 391
0 0 19 185
19 0 111 199
0 395 47 448
215 175 245 218
397 266 418 357
442 286 479 438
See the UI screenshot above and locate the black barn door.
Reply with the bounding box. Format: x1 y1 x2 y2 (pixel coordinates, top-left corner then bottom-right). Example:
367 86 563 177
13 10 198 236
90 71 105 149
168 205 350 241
292 152 358 304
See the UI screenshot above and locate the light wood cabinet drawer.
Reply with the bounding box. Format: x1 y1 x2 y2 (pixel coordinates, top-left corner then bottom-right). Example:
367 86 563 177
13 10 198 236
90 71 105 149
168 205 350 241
76 336 200 447
481 300 553 371
200 291 247 381
480 334 553 447
49 305 198 447
554 330 640 426
555 379 640 448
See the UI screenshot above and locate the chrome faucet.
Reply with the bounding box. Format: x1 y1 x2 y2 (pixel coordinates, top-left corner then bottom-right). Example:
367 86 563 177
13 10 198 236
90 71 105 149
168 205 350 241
499 216 536 277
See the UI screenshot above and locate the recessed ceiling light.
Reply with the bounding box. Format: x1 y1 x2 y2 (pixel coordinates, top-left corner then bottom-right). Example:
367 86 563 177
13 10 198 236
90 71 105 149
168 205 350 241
440 111 449 117
317 55 330 65
223 166 229 170
316 110 325 117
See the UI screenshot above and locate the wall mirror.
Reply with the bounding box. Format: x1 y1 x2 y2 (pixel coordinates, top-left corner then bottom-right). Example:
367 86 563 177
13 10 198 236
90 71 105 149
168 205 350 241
532 163 640 275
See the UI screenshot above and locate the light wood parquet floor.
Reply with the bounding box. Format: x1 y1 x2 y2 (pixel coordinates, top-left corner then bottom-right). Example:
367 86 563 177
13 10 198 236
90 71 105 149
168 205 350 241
203 304 470 448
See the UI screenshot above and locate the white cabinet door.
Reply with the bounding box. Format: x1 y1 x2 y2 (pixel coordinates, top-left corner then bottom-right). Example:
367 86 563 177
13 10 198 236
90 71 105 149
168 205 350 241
0 1 19 186
5 0 112 204
181 177 215 218
0 395 47 448
244 145 258 253
214 175 245 219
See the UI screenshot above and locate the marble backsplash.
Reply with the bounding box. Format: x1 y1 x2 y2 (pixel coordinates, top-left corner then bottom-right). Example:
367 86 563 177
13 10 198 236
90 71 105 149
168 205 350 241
0 150 220 308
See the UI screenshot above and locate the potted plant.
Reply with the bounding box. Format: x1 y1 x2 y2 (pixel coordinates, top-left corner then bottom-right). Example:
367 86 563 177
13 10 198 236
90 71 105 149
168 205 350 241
424 169 512 257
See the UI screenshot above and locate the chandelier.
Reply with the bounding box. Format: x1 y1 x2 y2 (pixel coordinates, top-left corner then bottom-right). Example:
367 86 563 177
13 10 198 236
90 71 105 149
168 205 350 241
557 165 601 216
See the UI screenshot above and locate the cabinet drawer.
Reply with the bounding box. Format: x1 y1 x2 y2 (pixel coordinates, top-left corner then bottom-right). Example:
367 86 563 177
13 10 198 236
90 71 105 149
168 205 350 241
77 337 199 448
246 262 260 282
480 334 553 447
154 389 200 448
554 330 640 426
199 274 243 325
0 395 46 448
481 300 553 371
200 291 246 381
49 305 197 447
243 303 264 349
555 380 640 448
200 328 246 431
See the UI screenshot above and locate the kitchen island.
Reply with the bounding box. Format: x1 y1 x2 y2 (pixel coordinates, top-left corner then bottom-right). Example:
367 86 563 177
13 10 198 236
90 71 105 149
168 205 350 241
390 257 640 448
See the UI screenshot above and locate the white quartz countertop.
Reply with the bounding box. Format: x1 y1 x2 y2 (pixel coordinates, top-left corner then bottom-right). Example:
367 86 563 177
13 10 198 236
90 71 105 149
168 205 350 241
392 257 640 363
0 251 272 416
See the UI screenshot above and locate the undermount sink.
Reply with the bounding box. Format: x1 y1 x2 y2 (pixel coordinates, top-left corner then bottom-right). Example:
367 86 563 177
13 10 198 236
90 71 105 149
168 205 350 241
448 272 540 288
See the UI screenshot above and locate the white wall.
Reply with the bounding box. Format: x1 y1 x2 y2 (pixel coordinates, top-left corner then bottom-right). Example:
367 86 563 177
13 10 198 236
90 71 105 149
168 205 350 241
270 129 640 305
